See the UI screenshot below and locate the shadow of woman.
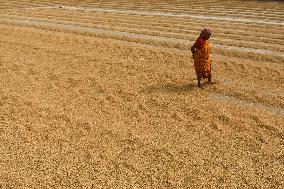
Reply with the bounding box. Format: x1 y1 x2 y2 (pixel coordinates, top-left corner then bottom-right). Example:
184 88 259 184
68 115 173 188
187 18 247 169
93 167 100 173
143 83 197 94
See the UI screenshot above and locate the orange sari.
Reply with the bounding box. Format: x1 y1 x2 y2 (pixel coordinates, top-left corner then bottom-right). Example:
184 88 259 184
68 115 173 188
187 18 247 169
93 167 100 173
194 37 211 79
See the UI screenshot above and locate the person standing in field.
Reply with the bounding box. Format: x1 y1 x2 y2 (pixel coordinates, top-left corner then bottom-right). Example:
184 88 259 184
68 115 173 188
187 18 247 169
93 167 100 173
191 28 212 88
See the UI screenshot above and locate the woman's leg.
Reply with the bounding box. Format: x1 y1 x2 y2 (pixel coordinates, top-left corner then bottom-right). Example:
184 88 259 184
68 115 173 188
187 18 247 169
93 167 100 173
205 61 211 82
198 77 201 87
208 73 212 82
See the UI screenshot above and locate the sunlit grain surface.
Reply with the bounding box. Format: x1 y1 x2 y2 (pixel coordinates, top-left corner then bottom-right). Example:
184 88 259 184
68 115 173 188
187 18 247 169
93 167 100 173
0 0 283 188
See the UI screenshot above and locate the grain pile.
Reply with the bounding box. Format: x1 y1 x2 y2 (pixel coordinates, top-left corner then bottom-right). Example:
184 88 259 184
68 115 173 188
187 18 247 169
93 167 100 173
0 0 283 188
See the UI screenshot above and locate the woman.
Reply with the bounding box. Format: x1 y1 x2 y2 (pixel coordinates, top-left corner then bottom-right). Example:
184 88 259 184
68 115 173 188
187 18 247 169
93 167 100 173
191 28 212 88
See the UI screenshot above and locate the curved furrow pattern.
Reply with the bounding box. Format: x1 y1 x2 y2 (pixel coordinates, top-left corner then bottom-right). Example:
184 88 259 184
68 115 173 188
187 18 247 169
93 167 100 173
2 7 283 39
3 0 284 21
1 11 283 53
1 16 283 65
30 0 284 19
2 12 283 53
64 4 284 20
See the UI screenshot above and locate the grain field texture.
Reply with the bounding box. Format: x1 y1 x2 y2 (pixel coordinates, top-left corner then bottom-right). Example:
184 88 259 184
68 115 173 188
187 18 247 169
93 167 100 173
0 0 283 188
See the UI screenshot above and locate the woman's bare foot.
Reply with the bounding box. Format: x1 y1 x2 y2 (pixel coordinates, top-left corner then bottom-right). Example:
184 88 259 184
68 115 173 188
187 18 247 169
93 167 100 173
198 79 201 87
208 76 212 82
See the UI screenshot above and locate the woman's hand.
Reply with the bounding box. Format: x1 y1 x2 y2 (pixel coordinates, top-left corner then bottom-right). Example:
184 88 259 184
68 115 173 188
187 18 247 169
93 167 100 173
191 42 197 58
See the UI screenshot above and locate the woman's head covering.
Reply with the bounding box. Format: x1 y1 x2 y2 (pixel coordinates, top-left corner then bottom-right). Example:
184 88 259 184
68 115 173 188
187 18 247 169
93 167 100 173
200 28 212 39
201 28 212 36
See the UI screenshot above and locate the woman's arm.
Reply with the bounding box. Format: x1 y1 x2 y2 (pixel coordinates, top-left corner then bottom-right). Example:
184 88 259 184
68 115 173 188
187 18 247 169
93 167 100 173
191 42 197 57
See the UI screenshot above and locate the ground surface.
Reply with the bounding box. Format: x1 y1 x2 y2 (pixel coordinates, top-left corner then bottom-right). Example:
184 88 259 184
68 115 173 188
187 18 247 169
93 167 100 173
0 0 283 188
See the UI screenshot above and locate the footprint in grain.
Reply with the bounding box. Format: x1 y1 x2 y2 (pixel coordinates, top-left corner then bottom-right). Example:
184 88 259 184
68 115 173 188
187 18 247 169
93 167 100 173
67 77 80 88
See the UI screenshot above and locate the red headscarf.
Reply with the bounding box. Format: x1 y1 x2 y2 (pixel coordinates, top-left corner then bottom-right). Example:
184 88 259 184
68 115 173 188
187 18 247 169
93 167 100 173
201 28 212 36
